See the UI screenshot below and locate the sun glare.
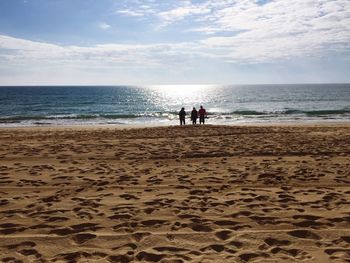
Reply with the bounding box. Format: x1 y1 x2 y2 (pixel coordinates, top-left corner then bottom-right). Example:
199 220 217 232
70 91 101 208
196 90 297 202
148 85 215 105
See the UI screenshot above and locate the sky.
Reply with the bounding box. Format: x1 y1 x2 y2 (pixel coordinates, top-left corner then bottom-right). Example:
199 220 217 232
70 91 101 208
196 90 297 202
0 0 349 85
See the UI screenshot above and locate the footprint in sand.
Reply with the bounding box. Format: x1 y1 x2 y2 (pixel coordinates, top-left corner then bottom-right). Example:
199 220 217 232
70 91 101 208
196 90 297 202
287 230 321 240
72 233 97 244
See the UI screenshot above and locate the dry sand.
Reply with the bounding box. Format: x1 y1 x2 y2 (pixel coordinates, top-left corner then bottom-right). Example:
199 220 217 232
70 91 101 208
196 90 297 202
0 124 349 263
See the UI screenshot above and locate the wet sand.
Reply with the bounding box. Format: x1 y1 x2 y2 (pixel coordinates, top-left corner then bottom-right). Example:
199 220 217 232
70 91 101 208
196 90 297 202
0 124 349 263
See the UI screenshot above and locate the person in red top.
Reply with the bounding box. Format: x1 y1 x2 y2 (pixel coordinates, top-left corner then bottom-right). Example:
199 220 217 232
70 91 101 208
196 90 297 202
198 105 207 124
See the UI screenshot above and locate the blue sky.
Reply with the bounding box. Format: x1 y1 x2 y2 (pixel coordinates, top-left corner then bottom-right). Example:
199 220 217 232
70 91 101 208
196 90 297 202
0 0 349 85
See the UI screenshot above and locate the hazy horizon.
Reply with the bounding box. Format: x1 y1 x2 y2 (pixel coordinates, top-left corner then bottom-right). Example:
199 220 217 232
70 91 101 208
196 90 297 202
1 0 350 85
1 82 350 87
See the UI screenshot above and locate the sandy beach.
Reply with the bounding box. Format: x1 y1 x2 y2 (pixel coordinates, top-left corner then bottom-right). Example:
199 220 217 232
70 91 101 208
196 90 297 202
0 124 349 263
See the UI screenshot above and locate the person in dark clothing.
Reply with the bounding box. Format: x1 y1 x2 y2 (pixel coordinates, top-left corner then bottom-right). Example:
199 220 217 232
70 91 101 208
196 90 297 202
179 107 186 125
191 107 198 124
198 105 207 124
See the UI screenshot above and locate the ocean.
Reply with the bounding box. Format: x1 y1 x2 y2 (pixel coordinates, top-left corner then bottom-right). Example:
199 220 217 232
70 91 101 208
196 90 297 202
0 84 349 127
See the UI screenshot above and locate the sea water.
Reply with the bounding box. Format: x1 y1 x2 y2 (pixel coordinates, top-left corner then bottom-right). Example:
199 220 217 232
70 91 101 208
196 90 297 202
0 84 349 127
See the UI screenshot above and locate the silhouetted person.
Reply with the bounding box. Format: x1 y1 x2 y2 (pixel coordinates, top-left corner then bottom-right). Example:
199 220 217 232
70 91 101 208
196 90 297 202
198 105 207 124
179 107 186 125
191 107 198 124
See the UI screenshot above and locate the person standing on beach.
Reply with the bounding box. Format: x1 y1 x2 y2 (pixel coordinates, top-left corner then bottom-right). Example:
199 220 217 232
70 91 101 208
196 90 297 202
179 107 186 125
191 107 198 125
198 105 207 124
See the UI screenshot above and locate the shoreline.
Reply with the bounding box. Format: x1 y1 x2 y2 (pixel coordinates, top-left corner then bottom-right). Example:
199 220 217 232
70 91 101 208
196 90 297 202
1 120 350 131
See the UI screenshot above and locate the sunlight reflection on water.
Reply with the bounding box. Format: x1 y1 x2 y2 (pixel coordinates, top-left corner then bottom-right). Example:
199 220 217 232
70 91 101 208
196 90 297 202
1 84 349 127
146 85 218 109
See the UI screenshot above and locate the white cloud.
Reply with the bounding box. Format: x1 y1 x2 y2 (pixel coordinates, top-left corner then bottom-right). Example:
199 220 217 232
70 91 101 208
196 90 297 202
116 2 157 18
1 0 349 68
158 3 211 26
194 0 350 62
115 1 212 28
112 0 350 62
117 10 145 17
99 22 111 29
0 35 201 68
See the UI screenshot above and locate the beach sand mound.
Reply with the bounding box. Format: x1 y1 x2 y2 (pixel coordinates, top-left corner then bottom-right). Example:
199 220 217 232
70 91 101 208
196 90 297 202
0 124 349 262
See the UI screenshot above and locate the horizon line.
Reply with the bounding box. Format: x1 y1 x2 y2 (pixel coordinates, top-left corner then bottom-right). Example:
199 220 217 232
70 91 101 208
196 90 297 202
0 82 350 87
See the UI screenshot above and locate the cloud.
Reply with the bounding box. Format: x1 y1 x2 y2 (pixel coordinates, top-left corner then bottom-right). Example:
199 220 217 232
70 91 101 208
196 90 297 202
194 0 350 62
112 0 350 62
115 2 157 18
117 10 145 17
115 1 212 27
1 0 349 68
0 35 200 68
158 2 211 27
99 22 111 29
